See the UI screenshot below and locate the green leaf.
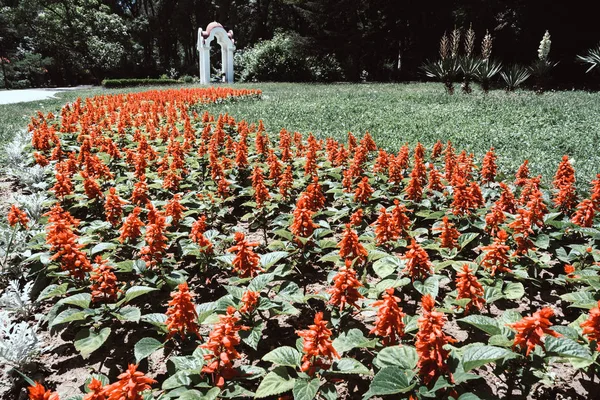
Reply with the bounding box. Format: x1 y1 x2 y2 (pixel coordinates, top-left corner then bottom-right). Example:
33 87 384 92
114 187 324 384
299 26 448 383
240 321 264 350
259 251 289 270
331 358 371 375
59 293 92 308
293 378 320 400
134 337 164 363
248 273 275 292
37 283 69 301
373 345 418 370
319 383 337 400
413 276 439 298
459 315 502 335
262 346 301 367
372 256 402 278
458 232 479 249
123 286 158 304
503 282 525 300
91 242 117 255
544 336 593 367
74 327 111 357
363 367 416 399
332 328 378 354
50 308 91 327
462 345 517 371
254 366 295 399
162 371 192 390
113 305 141 322
560 292 597 309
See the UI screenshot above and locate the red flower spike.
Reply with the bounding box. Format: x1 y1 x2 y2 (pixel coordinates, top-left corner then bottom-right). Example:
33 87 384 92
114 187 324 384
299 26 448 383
90 256 119 303
369 288 406 345
571 199 596 227
354 176 374 204
552 155 577 212
338 224 367 262
100 364 156 400
515 159 530 186
104 187 126 227
164 194 187 226
190 215 213 254
402 239 433 281
140 204 169 269
251 165 270 208
508 308 560 356
7 204 29 229
83 378 106 400
291 194 318 239
481 147 497 184
165 282 200 340
240 290 260 314
455 264 485 314
328 260 363 310
350 209 364 226
28 382 59 400
373 207 400 246
227 232 263 278
480 230 512 275
119 207 144 243
297 312 340 376
581 301 600 351
434 215 460 249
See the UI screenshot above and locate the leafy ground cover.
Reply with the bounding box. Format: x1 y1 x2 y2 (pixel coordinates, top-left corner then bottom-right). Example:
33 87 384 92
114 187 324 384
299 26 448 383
1 85 600 400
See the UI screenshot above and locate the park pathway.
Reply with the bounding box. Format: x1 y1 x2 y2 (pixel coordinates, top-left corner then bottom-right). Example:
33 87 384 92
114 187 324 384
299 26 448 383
0 86 92 105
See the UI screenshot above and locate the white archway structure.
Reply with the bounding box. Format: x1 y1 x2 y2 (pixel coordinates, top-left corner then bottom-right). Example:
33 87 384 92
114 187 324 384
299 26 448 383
197 22 235 84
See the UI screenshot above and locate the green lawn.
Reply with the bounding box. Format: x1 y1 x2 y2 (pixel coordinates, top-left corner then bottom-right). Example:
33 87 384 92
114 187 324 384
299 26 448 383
2 82 600 186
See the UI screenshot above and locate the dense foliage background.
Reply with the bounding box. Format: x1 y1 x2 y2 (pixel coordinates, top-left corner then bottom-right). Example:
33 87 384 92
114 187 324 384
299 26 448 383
0 0 598 87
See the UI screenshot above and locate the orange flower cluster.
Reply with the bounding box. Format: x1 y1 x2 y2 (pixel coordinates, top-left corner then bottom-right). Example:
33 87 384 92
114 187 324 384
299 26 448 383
227 232 263 278
571 199 596 227
484 204 506 236
190 215 213 253
278 165 293 198
90 256 119 303
201 306 248 387
328 260 363 310
28 382 59 400
402 239 432 281
165 282 200 340
82 378 104 400
164 194 187 226
44 204 92 279
427 164 444 193
392 199 412 235
338 224 367 262
98 364 156 400
240 290 260 314
508 307 560 356
305 176 326 211
251 166 270 208
508 208 535 255
7 204 28 229
480 230 512 275
290 194 318 239
81 171 103 201
373 207 399 245
552 155 577 212
104 188 126 227
354 176 374 203
415 295 455 385
297 312 340 376
434 216 460 249
515 159 530 186
140 204 169 268
455 264 485 314
369 288 406 345
591 174 600 208
481 147 497 183
581 300 600 351
451 174 483 216
119 207 144 243
350 208 363 226
496 182 516 213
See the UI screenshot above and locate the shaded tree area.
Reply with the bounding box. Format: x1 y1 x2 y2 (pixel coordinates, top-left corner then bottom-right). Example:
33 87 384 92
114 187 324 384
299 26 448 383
0 0 598 87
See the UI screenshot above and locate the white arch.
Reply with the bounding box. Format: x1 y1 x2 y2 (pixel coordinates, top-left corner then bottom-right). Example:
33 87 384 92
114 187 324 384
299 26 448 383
197 22 236 84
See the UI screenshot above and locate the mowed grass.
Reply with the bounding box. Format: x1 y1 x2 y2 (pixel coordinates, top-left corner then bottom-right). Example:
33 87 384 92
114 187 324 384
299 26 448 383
2 82 600 186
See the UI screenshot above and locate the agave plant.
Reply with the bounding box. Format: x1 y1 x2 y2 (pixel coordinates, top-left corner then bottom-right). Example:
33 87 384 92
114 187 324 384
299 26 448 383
475 59 502 93
530 30 556 93
421 58 460 94
577 44 600 74
501 64 531 91
460 57 482 94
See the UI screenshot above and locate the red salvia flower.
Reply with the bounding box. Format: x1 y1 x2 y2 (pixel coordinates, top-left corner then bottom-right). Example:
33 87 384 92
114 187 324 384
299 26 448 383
28 382 59 400
427 164 444 193
140 204 169 269
83 378 106 400
350 209 363 226
338 224 367 262
392 199 412 235
165 282 200 340
434 215 460 249
240 290 260 314
81 171 104 201
431 140 443 159
373 149 389 173
101 364 156 400
564 264 578 279
305 176 326 211
373 207 400 246
119 207 144 243
227 232 263 278
581 300 600 351
201 306 249 387
291 194 318 239
525 186 547 228
164 193 187 226
444 141 457 182
51 170 74 199
369 288 406 345
415 295 456 386
278 165 294 198
508 208 535 255
590 174 600 209
7 204 29 229
402 239 432 281
480 230 512 275
354 176 374 204
405 166 423 202
251 165 270 208
515 159 530 186
481 147 497 184
90 256 119 303
571 199 596 227
130 176 149 206
455 264 485 314
190 215 213 253
104 187 126 227
296 312 340 376
328 260 363 310
484 204 506 236
508 308 560 356
496 182 517 213
267 149 282 181
552 155 577 212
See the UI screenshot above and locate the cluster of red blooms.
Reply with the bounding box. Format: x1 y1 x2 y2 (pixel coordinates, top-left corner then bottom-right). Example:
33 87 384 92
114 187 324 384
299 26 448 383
373 207 399 245
402 239 433 281
581 300 600 351
434 216 460 249
296 312 340 376
227 232 263 277
165 282 200 340
369 288 406 345
338 224 368 262
552 155 577 212
251 166 271 208
201 306 248 387
164 194 187 226
290 194 318 240
190 215 213 253
240 290 260 314
119 207 144 243
90 256 119 303
7 204 29 229
480 147 497 184
455 264 485 314
104 187 126 226
140 204 169 268
327 260 363 310
480 230 512 275
508 307 560 356
415 295 456 385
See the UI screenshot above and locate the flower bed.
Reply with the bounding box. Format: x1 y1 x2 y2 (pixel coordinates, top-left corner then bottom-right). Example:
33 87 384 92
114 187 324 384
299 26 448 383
2 86 600 399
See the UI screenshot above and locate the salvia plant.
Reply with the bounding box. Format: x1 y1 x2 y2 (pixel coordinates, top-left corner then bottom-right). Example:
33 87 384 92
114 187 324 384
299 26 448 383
1 87 599 399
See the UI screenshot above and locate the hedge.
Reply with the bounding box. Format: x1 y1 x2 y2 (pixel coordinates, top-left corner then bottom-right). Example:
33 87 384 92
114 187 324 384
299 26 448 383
101 78 180 88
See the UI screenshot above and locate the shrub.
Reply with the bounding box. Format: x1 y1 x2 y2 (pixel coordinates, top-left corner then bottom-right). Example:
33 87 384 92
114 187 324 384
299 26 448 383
306 54 345 82
101 78 180 88
577 44 600 74
501 65 531 91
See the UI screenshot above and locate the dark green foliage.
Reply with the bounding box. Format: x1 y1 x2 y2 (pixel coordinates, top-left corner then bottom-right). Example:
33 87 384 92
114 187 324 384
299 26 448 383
101 78 180 88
